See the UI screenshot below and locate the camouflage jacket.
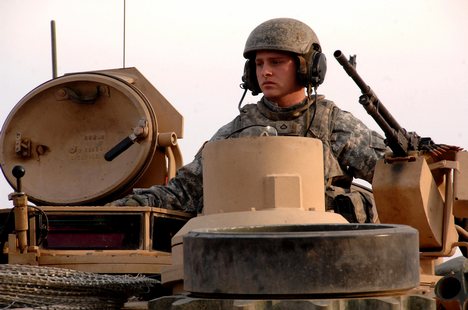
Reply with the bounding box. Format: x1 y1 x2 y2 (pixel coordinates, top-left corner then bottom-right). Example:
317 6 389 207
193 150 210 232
129 96 387 217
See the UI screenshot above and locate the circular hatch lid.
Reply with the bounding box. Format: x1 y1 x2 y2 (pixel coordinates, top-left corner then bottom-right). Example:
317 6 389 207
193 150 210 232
0 72 158 205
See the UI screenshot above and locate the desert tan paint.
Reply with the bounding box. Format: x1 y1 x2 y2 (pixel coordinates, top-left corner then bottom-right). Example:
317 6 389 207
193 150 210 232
162 137 348 290
202 136 325 214
0 68 183 205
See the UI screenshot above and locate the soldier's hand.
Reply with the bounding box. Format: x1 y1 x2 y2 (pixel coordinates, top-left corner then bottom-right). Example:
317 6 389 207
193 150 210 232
106 194 151 206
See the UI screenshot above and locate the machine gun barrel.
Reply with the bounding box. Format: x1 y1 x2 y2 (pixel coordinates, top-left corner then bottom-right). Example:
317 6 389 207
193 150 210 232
334 50 412 157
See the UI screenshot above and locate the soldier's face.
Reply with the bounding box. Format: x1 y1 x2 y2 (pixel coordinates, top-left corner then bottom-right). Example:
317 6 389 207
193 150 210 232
255 50 305 107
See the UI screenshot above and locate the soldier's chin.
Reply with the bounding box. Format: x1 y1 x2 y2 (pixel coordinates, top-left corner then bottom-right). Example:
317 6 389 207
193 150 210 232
262 91 280 101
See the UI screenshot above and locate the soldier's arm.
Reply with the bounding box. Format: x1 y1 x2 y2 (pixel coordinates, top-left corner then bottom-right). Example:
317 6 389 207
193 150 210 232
330 108 387 183
109 120 237 212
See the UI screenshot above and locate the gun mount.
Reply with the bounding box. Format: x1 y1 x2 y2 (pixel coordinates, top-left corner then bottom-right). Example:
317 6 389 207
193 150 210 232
335 50 468 309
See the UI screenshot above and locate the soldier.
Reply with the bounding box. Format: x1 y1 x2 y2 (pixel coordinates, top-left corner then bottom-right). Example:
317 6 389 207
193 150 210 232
110 18 387 223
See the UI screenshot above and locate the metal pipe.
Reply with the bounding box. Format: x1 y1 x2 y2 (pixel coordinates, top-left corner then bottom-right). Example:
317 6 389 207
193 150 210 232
50 20 57 79
123 0 126 68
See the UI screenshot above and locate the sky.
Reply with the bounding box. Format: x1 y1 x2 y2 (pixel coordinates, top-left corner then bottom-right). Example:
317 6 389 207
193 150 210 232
0 0 467 219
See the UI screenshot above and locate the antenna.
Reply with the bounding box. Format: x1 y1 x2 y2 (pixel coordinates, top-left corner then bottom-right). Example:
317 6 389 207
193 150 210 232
50 20 57 78
123 0 126 68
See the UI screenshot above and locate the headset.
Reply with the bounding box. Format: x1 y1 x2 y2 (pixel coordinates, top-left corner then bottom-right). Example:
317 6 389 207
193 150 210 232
241 43 327 96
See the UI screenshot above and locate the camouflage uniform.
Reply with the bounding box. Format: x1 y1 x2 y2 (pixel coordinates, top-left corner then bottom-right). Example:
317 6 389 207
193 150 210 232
115 95 387 222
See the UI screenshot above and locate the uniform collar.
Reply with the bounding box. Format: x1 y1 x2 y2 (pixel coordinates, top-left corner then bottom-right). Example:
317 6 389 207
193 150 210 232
257 96 324 121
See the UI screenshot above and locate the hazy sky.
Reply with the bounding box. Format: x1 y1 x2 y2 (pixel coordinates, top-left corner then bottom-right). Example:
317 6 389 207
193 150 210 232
0 0 467 212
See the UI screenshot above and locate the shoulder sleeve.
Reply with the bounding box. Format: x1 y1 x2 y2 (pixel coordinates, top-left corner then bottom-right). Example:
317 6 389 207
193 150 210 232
208 119 238 142
133 118 238 213
330 107 387 182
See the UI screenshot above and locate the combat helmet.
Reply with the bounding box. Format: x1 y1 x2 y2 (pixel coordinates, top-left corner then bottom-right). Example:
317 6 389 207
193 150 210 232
242 18 327 95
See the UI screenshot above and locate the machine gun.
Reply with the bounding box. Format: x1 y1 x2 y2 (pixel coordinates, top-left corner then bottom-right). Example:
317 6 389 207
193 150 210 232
333 50 456 159
335 50 468 308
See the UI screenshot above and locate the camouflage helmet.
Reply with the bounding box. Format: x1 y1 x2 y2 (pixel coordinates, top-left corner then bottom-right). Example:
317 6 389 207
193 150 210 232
243 18 321 59
242 18 326 94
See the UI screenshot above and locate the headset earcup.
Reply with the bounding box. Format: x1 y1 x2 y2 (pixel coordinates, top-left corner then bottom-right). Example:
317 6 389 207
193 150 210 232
309 52 327 87
242 60 261 95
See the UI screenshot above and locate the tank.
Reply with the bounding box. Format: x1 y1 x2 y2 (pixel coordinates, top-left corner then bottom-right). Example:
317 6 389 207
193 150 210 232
1 68 467 310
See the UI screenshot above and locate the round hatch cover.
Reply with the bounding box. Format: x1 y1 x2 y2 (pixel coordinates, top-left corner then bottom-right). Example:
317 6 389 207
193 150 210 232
0 72 158 205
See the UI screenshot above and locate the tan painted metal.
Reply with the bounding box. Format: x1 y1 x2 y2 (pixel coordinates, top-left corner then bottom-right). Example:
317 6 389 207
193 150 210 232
0 67 189 278
161 137 348 291
372 150 468 293
0 68 183 206
3 206 192 273
202 137 325 214
373 156 446 248
372 154 461 257
10 194 29 253
454 151 468 218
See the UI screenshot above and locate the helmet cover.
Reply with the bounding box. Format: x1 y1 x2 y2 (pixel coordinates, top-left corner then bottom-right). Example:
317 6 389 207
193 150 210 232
243 18 320 59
